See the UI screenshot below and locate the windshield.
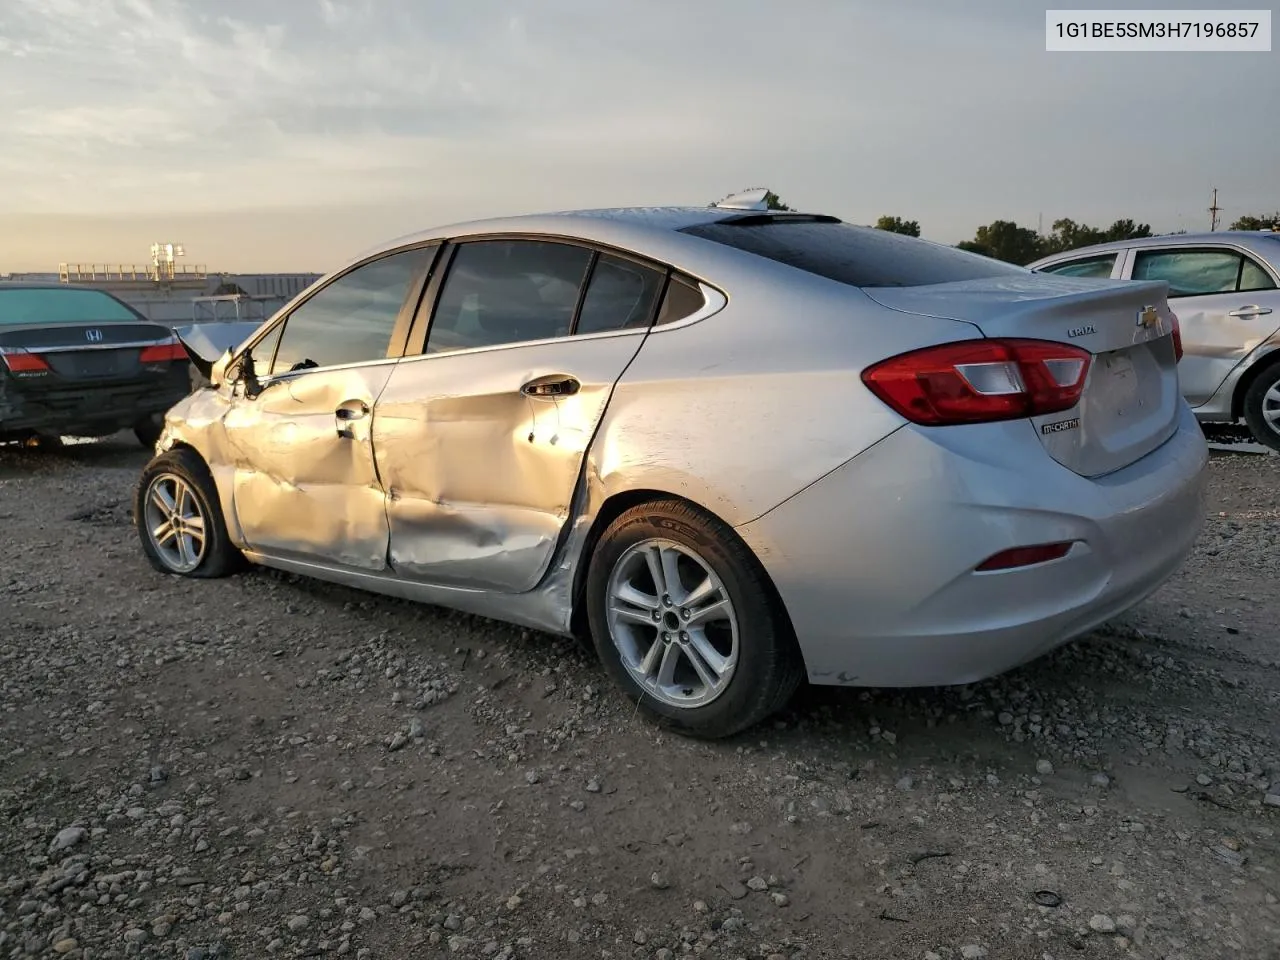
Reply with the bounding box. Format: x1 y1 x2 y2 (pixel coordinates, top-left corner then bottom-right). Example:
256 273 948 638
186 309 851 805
0 288 140 325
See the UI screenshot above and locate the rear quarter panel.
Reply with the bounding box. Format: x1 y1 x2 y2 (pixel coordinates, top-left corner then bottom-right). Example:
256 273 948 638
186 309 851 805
589 257 985 526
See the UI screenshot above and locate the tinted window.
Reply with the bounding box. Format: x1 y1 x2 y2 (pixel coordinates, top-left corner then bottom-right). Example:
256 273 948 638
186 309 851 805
576 254 666 334
679 220 1025 288
655 275 706 326
1040 255 1117 279
0 288 138 325
426 240 592 354
272 247 428 374
1133 249 1276 297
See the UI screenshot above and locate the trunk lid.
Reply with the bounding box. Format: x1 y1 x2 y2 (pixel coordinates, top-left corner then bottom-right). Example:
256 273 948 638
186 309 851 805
862 274 1182 478
0 321 178 383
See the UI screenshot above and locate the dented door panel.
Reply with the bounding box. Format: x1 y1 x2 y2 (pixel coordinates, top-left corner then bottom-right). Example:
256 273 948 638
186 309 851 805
226 363 396 570
373 332 647 593
1170 292 1280 408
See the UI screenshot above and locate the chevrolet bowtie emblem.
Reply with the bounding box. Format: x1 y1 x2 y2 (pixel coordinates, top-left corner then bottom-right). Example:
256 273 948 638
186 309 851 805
1137 306 1159 329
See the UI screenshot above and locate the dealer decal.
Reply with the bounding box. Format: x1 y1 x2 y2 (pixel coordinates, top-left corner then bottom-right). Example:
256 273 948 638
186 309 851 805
1041 417 1080 435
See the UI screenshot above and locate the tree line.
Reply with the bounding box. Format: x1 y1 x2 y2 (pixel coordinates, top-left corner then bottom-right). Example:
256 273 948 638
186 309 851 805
717 189 1279 267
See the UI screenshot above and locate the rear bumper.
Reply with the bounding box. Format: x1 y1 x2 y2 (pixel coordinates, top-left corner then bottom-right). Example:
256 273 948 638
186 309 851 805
0 369 190 436
737 403 1209 687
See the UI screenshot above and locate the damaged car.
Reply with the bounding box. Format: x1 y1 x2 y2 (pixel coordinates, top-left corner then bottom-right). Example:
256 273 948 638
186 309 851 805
0 283 193 448
133 191 1209 738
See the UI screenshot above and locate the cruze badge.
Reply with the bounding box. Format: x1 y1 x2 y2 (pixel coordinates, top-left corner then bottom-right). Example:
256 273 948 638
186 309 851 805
1136 306 1159 329
1067 324 1096 338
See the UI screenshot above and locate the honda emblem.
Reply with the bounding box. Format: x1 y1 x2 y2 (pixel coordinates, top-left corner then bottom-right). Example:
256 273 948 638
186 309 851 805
85 328 104 342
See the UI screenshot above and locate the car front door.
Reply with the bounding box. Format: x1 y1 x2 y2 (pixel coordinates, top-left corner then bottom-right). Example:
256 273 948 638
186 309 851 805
1124 245 1280 407
219 244 438 570
371 238 671 593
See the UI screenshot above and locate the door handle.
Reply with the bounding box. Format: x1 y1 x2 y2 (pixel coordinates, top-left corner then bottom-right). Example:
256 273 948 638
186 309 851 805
520 374 580 398
1228 305 1273 318
334 400 370 438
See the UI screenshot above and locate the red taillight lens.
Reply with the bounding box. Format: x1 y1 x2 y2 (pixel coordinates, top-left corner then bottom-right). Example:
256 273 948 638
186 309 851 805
0 349 51 375
861 338 1092 426
1170 311 1183 363
976 542 1074 571
139 339 188 364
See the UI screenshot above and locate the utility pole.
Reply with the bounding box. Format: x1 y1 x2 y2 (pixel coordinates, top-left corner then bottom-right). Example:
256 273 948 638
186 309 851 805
1209 187 1221 231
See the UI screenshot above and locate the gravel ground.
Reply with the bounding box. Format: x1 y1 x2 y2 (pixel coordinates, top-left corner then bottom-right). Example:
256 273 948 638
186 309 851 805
2 436 1278 960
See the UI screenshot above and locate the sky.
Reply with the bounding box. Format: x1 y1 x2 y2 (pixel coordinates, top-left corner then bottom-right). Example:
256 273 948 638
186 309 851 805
1 0 1276 273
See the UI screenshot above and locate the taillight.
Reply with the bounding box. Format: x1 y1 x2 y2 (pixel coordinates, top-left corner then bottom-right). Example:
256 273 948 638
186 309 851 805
139 338 188 364
0 348 51 376
1169 311 1183 363
861 338 1092 426
976 541 1074 571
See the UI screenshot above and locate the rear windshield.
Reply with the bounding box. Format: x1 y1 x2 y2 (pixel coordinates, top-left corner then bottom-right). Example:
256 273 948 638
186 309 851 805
0 288 139 325
679 220 1027 288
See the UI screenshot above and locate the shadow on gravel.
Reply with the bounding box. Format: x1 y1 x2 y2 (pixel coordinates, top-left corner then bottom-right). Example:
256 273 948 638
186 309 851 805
0 433 150 479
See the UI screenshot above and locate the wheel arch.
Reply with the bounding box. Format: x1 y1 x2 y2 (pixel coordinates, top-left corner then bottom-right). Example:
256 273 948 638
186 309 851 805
567 488 803 669
1232 346 1280 420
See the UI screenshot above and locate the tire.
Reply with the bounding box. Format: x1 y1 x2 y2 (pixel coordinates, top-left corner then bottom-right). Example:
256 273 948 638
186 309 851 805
134 414 165 449
585 498 804 740
134 447 244 578
1242 360 1280 453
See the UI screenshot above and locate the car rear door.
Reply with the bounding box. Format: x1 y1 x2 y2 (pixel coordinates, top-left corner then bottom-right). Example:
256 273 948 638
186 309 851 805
219 244 437 571
1120 244 1280 407
372 238 670 593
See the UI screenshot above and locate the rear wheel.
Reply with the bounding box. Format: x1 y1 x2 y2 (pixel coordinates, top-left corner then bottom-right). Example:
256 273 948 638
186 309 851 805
134 414 164 449
135 447 244 578
585 498 803 739
1242 361 1280 453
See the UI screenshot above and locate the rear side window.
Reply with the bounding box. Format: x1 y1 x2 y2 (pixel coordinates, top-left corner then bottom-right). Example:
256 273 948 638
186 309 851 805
1039 254 1117 279
0 288 138 325
679 220 1025 288
576 254 666 335
655 275 706 325
1132 248 1277 297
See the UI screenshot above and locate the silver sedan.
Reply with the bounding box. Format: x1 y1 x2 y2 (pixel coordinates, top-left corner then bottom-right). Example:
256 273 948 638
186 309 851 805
135 191 1209 738
1030 231 1280 451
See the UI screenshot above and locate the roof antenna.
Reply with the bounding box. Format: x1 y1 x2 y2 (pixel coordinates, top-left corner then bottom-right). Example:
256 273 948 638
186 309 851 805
713 188 770 212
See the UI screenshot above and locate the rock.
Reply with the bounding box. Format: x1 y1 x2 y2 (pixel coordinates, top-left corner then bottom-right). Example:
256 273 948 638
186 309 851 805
1036 759 1055 776
568 799 585 812
1091 773 1112 788
1089 914 1117 933
287 915 310 932
387 731 408 751
586 778 601 793
747 876 768 891
960 946 987 959
53 939 79 954
1196 773 1214 786
1263 793 1280 807
125 929 149 944
723 880 749 900
771 892 790 906
650 872 670 890
49 825 87 854
692 900 709 914
524 770 541 785
896 775 915 791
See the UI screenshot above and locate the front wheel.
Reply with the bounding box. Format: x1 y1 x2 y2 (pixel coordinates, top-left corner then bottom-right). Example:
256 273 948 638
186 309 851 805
585 498 803 739
1242 361 1280 453
134 447 244 578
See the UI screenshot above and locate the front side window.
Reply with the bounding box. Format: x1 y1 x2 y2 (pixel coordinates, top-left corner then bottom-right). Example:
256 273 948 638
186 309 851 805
1132 248 1277 297
426 240 593 354
1040 254 1117 279
270 247 430 374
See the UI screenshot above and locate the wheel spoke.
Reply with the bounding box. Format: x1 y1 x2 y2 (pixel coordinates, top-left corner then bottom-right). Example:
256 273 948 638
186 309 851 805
637 635 665 678
614 582 659 614
681 639 719 691
611 603 656 627
150 483 176 515
656 641 682 687
643 545 667 597
152 520 176 546
687 628 731 679
175 532 192 566
659 547 685 603
687 596 729 628
682 575 718 609
183 514 206 534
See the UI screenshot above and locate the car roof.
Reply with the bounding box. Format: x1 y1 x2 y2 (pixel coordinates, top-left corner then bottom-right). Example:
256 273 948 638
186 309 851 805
1031 230 1280 264
355 206 840 263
